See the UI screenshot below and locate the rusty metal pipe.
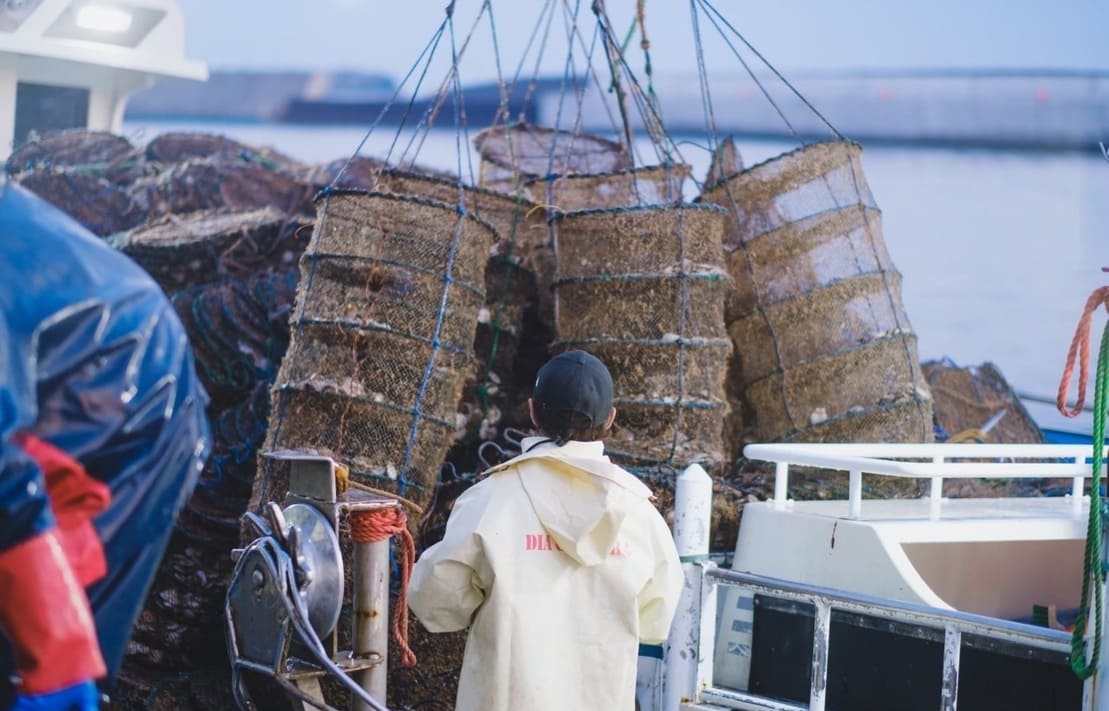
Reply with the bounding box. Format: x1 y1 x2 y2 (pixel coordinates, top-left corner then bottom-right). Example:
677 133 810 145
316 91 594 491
352 537 389 710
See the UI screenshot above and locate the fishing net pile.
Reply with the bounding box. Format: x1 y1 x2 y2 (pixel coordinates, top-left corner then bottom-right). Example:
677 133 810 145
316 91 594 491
923 359 1044 445
4 129 316 237
110 207 308 295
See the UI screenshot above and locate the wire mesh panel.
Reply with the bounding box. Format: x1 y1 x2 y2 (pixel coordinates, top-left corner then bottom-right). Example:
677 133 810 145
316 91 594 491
369 169 548 441
922 360 1045 445
473 123 631 193
525 163 690 211
551 203 732 467
307 155 391 191
112 207 308 293
258 190 496 508
15 169 147 236
128 155 316 220
170 268 299 408
699 140 933 447
5 129 144 184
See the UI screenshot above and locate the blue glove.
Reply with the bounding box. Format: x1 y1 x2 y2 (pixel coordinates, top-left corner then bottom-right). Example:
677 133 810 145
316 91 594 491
11 681 99 711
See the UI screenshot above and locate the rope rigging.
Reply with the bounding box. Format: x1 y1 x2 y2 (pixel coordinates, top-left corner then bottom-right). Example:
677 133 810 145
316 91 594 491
1056 286 1109 680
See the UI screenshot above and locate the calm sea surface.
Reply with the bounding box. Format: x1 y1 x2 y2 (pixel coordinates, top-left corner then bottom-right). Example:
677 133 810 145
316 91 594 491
123 119 1109 428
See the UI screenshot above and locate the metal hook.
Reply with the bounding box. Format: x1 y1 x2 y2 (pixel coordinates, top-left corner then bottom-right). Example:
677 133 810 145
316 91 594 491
478 440 512 470
502 427 529 451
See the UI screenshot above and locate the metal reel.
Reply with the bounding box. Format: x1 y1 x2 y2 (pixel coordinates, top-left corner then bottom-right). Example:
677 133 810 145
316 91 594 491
280 502 344 640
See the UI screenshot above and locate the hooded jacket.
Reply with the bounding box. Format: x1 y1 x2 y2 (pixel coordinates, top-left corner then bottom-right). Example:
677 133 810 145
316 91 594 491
408 437 683 711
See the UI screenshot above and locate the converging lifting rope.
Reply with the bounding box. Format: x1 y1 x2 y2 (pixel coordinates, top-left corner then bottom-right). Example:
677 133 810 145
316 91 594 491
1057 286 1109 680
693 0 844 142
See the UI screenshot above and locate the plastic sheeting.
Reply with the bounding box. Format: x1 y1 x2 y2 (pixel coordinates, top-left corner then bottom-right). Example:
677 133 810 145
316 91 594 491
0 181 210 685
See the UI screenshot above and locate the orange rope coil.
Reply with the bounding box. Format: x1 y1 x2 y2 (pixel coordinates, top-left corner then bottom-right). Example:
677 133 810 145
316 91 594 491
349 506 418 667
1057 286 1109 417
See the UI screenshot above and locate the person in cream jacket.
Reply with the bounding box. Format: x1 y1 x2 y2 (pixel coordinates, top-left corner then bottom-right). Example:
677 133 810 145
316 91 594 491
409 350 684 711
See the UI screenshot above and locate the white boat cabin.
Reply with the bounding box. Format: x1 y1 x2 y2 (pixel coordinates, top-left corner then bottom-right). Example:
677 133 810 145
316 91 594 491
0 0 205 161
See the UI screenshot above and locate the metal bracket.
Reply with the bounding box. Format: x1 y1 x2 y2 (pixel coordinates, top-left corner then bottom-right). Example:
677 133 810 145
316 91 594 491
228 451 399 710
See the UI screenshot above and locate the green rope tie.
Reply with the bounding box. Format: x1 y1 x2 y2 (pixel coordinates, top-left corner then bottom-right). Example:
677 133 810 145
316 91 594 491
476 201 526 417
1070 321 1109 679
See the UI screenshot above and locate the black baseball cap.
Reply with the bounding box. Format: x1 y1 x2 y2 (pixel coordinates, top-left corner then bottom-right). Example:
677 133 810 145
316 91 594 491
532 350 614 427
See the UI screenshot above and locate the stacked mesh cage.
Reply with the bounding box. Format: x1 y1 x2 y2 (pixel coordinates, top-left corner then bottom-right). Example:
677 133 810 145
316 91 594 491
550 197 733 468
257 190 496 506
129 155 315 220
122 260 304 707
5 129 140 174
170 268 300 408
126 384 271 677
525 163 692 211
922 360 1044 445
5 129 315 239
4 131 147 235
112 207 308 293
698 140 934 450
143 131 306 174
14 169 147 235
332 167 548 448
473 123 632 193
474 124 642 323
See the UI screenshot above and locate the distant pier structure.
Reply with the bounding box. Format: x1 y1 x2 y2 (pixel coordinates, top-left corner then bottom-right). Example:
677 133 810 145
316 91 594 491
128 69 1109 151
567 70 1109 151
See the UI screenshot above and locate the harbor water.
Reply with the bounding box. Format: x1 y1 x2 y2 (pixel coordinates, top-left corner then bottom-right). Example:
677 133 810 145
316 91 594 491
122 119 1109 431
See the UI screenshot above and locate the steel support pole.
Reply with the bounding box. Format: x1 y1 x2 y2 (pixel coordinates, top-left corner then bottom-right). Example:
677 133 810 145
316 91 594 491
664 463 713 710
352 536 390 710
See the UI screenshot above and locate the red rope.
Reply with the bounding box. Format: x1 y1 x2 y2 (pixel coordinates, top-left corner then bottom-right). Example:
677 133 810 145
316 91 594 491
1057 286 1109 417
349 506 418 667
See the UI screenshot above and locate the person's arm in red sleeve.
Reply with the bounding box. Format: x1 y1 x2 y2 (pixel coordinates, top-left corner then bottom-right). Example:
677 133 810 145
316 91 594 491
0 313 106 703
15 433 110 588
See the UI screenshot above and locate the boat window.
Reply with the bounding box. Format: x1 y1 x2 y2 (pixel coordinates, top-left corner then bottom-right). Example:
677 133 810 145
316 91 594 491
14 82 89 146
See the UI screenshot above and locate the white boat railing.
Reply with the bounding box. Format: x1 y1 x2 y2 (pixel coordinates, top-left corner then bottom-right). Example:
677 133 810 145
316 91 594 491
690 567 1084 711
744 443 1109 520
656 445 1109 710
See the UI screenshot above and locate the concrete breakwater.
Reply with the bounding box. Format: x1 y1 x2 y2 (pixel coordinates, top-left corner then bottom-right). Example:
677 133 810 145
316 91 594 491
571 71 1109 151
128 70 1109 150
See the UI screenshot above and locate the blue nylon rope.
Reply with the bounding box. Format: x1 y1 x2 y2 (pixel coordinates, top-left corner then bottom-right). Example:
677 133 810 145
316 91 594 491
590 3 685 169
486 0 513 129
689 0 720 184
382 7 453 167
669 202 690 462
402 2 488 170
546 0 582 170
542 0 584 262
331 17 448 189
515 0 558 126
396 5 471 497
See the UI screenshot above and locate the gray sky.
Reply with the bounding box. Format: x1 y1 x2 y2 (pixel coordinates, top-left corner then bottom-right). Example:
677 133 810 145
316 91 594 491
178 1 1109 83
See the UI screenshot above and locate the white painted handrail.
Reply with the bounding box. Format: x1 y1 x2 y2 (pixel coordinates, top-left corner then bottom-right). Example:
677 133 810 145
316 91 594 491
744 443 1109 520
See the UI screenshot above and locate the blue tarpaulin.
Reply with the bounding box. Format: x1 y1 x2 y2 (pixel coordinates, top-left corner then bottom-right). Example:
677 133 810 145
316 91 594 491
0 180 210 691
